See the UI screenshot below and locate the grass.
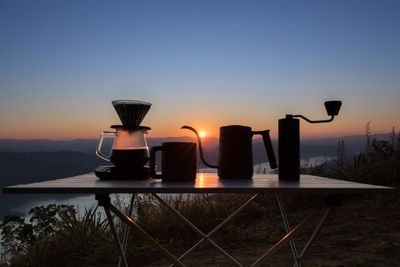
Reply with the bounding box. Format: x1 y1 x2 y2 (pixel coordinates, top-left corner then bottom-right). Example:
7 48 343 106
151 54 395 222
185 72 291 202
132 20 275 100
1 194 399 266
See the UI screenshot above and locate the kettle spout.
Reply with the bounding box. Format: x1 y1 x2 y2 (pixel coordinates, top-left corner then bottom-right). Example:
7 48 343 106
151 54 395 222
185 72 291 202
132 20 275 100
181 125 218 169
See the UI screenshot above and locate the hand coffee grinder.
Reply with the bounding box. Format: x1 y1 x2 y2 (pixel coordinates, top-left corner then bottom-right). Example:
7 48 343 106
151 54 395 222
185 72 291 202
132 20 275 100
95 100 152 180
278 100 342 181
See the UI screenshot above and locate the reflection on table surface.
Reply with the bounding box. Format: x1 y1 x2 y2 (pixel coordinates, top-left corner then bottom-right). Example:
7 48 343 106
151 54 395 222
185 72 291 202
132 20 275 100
3 172 394 195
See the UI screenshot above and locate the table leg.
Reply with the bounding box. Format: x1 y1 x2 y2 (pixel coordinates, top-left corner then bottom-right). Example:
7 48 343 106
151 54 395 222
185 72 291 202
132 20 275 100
97 194 184 266
151 193 257 266
276 194 302 267
118 193 136 267
103 201 129 267
107 200 185 266
250 208 319 267
293 195 340 263
253 195 338 267
298 207 332 260
97 192 337 267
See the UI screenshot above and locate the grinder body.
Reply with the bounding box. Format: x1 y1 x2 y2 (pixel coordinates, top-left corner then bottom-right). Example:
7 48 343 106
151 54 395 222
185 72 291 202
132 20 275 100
278 117 300 181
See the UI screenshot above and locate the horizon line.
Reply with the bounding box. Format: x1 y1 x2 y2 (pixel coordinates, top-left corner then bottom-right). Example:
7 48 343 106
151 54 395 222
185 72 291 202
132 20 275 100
0 131 395 142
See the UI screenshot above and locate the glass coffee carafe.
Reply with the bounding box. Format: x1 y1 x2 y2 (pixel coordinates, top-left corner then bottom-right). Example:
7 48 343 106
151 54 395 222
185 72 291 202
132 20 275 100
96 125 150 168
95 99 152 180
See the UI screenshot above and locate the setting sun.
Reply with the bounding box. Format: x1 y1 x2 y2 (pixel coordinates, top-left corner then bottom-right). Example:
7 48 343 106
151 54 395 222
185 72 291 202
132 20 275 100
199 131 205 137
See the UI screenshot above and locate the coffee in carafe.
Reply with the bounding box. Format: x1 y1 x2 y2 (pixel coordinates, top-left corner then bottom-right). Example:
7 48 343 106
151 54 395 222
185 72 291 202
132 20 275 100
110 148 149 168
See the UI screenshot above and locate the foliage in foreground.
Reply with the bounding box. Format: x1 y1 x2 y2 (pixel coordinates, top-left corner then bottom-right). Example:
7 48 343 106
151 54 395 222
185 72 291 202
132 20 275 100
0 205 114 266
308 125 400 187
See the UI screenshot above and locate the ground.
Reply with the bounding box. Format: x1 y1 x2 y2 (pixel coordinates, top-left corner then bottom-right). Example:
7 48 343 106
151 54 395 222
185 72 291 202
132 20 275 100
126 193 400 266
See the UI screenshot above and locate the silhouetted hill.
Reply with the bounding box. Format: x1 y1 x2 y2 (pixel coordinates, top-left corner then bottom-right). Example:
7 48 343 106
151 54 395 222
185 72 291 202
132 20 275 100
0 137 197 153
0 151 103 186
302 133 392 153
0 139 103 153
0 133 390 155
0 151 103 218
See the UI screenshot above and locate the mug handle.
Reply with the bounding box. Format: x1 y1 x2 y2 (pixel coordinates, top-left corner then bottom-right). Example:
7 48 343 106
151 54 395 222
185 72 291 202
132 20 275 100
150 146 164 179
96 131 116 161
252 130 278 169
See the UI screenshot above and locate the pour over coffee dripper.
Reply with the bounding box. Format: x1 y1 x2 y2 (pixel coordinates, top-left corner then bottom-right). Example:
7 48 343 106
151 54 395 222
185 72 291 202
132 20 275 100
95 100 152 180
112 100 151 127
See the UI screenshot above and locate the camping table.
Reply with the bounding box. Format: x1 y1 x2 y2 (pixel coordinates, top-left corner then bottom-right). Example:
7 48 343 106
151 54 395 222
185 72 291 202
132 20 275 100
3 173 394 267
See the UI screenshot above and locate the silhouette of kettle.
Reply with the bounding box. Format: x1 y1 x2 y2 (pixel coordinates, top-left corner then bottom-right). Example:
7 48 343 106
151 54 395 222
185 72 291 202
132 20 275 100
182 125 277 179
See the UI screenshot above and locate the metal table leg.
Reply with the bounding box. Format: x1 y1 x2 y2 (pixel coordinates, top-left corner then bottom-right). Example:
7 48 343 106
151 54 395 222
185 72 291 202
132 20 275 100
151 193 258 266
97 192 337 267
97 194 129 267
276 194 302 267
252 195 337 267
293 195 340 263
96 193 185 267
108 201 185 266
298 207 332 260
119 193 136 267
251 208 319 267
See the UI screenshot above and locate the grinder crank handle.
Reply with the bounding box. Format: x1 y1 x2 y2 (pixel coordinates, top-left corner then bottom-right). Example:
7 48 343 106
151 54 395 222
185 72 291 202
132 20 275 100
252 130 278 169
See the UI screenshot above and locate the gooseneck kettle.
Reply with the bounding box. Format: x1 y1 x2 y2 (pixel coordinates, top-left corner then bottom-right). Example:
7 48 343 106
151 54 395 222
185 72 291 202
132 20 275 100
182 125 277 179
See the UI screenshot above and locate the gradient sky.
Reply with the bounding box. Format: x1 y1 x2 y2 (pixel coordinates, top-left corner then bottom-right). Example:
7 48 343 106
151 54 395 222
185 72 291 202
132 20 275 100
1 0 399 139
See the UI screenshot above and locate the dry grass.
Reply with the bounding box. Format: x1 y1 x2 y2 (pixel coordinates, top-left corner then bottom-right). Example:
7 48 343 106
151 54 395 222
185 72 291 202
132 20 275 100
129 193 400 267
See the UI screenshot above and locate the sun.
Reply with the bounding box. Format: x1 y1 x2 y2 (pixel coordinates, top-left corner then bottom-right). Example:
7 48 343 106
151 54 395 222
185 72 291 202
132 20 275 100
199 131 205 138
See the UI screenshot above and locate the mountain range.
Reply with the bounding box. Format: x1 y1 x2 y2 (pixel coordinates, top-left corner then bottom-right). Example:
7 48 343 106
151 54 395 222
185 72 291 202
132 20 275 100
0 133 392 218
1 132 391 154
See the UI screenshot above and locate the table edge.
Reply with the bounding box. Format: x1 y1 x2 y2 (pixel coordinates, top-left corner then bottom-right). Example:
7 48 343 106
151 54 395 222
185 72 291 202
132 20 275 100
3 186 396 195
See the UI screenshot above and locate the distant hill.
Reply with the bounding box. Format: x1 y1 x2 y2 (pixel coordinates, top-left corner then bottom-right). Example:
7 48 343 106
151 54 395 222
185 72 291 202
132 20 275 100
0 151 103 187
302 133 392 154
0 133 388 155
0 137 197 153
0 139 105 153
0 151 103 218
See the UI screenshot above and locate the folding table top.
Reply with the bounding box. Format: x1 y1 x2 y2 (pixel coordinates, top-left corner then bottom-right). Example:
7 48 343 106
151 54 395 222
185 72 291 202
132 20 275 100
3 173 394 194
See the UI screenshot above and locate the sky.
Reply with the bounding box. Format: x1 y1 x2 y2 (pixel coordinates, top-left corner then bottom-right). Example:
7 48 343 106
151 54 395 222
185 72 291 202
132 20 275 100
0 0 399 139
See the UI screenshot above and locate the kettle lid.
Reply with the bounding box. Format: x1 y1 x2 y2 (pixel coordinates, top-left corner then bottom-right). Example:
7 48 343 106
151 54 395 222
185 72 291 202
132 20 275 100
220 125 251 130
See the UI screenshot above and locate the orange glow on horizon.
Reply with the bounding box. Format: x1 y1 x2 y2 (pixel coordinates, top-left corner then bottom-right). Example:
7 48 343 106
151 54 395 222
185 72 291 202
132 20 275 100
0 127 396 140
0 115 398 140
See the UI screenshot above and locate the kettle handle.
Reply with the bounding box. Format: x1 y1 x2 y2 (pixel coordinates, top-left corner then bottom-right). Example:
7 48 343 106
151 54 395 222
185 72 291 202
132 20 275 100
252 130 278 169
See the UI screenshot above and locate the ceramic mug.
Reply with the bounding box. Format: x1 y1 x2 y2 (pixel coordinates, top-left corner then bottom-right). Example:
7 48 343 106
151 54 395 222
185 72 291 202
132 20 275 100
150 142 196 181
